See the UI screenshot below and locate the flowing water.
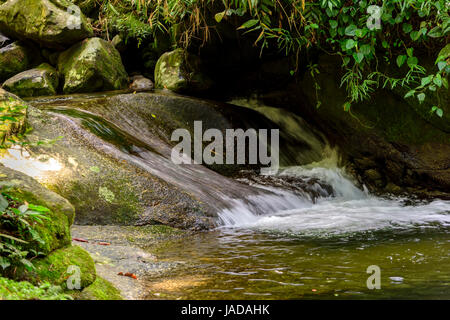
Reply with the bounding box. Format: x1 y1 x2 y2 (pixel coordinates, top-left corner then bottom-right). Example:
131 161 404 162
14 93 450 299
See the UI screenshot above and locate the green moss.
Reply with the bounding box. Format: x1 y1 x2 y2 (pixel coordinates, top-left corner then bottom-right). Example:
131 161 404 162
4 189 71 255
75 277 122 300
0 0 93 48
2 63 59 97
16 245 96 290
0 276 72 300
57 37 128 94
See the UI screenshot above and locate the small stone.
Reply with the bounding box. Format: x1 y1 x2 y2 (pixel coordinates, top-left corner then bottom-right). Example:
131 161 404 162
129 75 154 92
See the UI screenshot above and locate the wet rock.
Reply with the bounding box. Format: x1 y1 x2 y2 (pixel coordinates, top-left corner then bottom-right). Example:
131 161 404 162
129 75 154 92
0 41 32 81
0 0 93 49
154 48 213 93
263 53 450 197
2 63 59 97
354 157 377 170
10 98 214 229
364 169 382 182
57 37 128 93
0 164 74 255
384 182 402 195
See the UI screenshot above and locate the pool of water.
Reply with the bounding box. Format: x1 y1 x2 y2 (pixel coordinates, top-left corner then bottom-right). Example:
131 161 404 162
143 224 449 299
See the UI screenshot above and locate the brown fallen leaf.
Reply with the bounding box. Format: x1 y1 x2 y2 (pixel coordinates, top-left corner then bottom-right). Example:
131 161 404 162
117 272 137 279
98 242 111 246
73 238 88 243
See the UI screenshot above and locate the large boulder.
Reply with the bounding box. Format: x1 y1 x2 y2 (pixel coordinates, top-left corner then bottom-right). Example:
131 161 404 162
0 164 74 255
0 41 33 81
57 37 128 94
0 0 93 49
154 48 212 93
2 63 59 97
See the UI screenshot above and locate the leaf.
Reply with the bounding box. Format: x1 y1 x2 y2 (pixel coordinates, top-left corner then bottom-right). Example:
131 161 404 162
27 204 50 213
238 19 259 30
345 39 356 50
360 44 371 55
343 102 351 112
407 56 418 68
410 31 420 41
428 27 442 38
396 55 406 67
417 93 426 103
406 48 413 57
436 108 443 118
214 11 225 23
421 75 433 86
345 24 357 36
0 257 11 270
433 74 442 87
353 52 364 64
404 90 415 98
0 194 8 211
437 61 446 71
329 20 338 28
402 23 412 33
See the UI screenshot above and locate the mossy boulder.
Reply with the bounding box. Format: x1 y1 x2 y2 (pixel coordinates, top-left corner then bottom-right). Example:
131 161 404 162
0 41 32 81
57 37 128 94
0 0 93 49
154 48 213 93
76 277 122 300
16 245 96 290
0 276 72 300
0 165 74 255
2 63 59 97
0 89 27 144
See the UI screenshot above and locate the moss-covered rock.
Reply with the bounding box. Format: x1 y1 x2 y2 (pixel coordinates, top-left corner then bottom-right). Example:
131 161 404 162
0 41 32 81
0 276 72 300
16 245 96 290
0 89 27 144
76 276 122 300
2 63 59 97
0 0 93 49
154 48 213 93
57 37 128 93
0 165 74 255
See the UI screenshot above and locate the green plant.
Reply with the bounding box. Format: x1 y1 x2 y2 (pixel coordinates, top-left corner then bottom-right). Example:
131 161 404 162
96 0 449 116
0 192 50 271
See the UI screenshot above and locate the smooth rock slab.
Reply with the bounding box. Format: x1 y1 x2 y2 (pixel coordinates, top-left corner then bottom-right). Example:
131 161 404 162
3 63 59 97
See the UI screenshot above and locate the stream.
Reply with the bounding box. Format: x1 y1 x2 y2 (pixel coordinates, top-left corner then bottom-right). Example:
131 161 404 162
6 92 449 299
142 164 450 299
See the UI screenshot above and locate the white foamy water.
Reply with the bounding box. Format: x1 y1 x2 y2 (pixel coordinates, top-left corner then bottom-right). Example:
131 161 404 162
218 161 450 236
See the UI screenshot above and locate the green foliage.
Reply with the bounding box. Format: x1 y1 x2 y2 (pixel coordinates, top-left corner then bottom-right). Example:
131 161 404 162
0 192 50 272
0 276 72 300
95 0 449 115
